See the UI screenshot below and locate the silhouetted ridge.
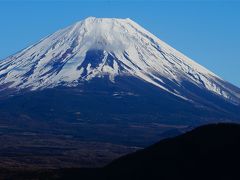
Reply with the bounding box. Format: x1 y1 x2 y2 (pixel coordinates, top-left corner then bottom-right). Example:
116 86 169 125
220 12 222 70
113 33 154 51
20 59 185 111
104 123 240 180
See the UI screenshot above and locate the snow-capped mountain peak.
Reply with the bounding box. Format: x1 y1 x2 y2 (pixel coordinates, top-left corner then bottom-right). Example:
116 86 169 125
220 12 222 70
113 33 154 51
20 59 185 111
0 17 240 104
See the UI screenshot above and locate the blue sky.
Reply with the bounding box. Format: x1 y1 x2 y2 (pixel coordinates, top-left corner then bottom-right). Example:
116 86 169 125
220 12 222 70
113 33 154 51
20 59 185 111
0 0 239 87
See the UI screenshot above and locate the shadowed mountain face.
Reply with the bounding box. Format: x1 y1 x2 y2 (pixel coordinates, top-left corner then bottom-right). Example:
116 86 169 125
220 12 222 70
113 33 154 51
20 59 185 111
2 123 240 180
0 77 239 169
0 77 239 147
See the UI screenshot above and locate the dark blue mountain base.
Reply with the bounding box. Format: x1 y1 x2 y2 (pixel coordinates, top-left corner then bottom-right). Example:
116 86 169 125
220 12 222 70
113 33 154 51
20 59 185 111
0 77 239 168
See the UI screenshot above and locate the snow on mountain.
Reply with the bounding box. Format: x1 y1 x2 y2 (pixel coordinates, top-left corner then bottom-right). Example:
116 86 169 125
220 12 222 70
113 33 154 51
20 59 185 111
0 17 239 104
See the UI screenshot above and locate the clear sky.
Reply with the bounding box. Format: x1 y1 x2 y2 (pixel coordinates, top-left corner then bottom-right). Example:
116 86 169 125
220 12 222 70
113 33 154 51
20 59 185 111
0 0 239 87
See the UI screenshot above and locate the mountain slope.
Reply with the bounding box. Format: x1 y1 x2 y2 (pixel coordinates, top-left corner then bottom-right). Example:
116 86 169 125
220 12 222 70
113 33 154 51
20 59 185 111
103 123 240 180
61 123 240 180
0 17 240 104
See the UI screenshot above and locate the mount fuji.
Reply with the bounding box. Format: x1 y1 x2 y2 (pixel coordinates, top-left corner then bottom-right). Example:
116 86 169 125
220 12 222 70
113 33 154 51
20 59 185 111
0 17 240 104
0 17 240 167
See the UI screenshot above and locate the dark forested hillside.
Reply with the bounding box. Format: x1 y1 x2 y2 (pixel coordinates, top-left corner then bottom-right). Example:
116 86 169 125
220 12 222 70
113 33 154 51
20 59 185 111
2 123 240 180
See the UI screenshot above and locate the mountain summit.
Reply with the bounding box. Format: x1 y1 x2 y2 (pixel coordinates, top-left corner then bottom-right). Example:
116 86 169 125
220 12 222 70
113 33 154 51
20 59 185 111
0 17 240 104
